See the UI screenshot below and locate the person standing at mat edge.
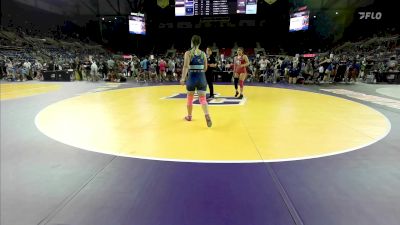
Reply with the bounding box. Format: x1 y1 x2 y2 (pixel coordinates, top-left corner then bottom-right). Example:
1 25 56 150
206 47 217 99
180 35 212 127
233 47 250 99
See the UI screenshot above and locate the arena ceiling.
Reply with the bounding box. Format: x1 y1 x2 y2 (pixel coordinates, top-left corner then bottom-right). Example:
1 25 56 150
11 0 145 16
10 0 377 17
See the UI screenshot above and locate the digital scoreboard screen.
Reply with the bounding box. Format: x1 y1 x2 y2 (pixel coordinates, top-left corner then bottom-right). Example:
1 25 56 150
175 0 257 16
289 7 309 32
129 13 146 35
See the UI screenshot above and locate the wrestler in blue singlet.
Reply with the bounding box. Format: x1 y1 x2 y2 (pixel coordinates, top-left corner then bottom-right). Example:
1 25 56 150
186 49 207 92
180 35 212 127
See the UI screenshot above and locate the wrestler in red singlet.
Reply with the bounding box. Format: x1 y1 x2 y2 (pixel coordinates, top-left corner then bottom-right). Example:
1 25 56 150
233 47 250 99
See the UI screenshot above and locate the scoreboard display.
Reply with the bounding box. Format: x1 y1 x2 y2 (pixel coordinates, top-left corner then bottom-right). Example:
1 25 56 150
129 13 146 35
175 0 257 16
289 6 309 32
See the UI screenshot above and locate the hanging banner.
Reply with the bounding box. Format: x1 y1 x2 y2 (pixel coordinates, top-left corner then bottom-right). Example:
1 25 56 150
265 0 277 5
157 0 169 8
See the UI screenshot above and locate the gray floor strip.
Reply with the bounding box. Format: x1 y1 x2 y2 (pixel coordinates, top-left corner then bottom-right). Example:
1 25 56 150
266 163 305 225
36 156 117 225
242 118 305 225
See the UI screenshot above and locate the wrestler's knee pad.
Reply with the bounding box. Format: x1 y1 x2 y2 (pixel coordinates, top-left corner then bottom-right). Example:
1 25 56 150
199 95 207 105
187 94 194 106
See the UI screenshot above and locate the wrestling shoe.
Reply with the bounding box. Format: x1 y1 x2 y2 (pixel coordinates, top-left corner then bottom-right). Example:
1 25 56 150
205 114 212 128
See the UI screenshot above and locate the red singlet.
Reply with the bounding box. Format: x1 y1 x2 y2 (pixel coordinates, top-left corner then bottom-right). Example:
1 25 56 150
235 55 247 74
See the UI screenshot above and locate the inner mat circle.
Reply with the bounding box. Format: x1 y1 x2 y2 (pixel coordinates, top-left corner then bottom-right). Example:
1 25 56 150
35 85 390 163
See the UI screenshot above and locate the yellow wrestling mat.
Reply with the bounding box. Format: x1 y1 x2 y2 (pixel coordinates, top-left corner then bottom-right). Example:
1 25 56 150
1 83 60 100
35 85 390 162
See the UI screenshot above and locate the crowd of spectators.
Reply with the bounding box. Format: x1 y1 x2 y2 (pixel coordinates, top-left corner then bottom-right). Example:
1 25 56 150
1 28 399 84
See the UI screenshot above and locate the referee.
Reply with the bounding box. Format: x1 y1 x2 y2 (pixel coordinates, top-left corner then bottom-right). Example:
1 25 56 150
206 47 217 99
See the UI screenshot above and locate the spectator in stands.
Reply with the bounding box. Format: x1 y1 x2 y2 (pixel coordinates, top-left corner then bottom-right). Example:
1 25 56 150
132 56 140 77
84 60 91 80
126 59 132 77
318 64 325 83
6 59 14 81
107 58 115 72
140 57 149 79
258 56 269 79
175 59 183 81
47 60 55 71
323 63 332 83
80 63 88 80
288 56 299 84
388 56 398 71
22 60 31 79
0 58 5 79
168 58 176 81
33 60 43 80
15 62 25 82
149 60 158 82
158 58 167 81
90 60 99 82
347 60 358 83
97 60 104 79
303 60 314 82
224 60 232 72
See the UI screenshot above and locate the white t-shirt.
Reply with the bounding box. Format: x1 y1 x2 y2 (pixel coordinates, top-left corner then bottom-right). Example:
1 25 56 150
23 62 31 69
35 62 43 70
91 62 98 75
259 59 269 70
107 59 115 69
168 60 175 70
